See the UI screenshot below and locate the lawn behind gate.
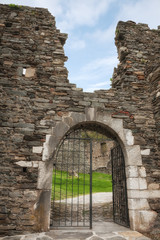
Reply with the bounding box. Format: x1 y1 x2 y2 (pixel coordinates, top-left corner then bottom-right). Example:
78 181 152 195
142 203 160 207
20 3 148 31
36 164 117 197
52 170 112 200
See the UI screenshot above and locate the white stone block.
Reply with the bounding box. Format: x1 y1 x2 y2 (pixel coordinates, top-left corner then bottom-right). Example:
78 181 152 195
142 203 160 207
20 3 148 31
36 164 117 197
128 190 160 199
156 91 160 98
147 190 160 198
125 145 142 166
138 210 157 232
16 161 39 168
139 178 147 190
37 161 53 190
127 178 139 190
16 161 32 167
127 190 141 199
42 135 57 161
129 210 139 230
128 199 149 210
126 166 138 178
109 118 123 133
139 166 147 177
33 146 43 154
141 149 150 155
85 108 96 121
129 210 157 232
124 129 134 145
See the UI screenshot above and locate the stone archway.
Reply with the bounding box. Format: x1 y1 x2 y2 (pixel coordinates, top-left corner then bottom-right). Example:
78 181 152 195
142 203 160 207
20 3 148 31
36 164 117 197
36 108 157 232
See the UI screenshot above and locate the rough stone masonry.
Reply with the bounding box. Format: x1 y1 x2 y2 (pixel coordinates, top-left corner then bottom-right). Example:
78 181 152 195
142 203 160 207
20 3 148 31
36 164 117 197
0 4 160 239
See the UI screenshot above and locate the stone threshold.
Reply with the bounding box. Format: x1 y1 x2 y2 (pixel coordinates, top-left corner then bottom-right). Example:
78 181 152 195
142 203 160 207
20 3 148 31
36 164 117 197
0 222 151 240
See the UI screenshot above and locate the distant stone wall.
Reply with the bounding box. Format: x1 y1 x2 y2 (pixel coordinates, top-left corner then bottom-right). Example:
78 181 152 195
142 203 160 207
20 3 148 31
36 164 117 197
0 4 160 238
91 141 114 174
54 138 113 174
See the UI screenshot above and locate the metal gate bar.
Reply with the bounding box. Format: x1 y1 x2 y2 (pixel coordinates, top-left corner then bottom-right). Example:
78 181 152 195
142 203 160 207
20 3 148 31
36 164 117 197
90 140 92 229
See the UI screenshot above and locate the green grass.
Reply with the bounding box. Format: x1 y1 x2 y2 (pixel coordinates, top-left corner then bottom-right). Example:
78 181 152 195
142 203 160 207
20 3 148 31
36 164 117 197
52 170 112 200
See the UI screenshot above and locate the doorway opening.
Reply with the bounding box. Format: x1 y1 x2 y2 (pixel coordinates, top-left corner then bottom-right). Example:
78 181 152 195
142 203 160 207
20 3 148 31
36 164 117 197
50 123 129 229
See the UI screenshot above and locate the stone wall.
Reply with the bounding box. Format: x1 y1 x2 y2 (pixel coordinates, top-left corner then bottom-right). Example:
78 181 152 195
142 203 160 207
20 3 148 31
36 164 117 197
0 4 160 238
91 141 114 173
55 139 113 174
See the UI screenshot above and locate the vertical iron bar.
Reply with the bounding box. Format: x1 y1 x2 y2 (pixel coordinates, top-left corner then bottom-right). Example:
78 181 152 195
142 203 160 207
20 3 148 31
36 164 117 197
111 148 115 222
52 143 61 226
77 138 80 226
52 161 57 226
64 138 69 226
71 134 75 226
90 140 92 229
59 141 65 226
83 139 85 226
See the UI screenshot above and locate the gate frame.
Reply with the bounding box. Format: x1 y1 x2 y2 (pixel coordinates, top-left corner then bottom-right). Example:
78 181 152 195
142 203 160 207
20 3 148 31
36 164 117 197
35 108 158 232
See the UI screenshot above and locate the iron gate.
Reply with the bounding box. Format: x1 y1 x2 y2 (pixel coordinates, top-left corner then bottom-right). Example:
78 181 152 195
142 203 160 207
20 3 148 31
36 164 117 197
51 130 93 228
51 128 129 228
111 145 130 227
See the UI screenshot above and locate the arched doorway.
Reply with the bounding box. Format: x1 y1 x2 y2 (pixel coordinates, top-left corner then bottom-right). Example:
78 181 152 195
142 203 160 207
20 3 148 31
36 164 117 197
37 109 151 233
50 122 129 228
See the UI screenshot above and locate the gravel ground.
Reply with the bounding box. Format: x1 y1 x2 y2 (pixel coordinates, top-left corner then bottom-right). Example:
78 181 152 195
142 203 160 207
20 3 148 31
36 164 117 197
56 192 113 204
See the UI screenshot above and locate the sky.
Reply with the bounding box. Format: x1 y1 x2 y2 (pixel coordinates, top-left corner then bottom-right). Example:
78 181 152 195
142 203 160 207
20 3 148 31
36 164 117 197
1 0 160 92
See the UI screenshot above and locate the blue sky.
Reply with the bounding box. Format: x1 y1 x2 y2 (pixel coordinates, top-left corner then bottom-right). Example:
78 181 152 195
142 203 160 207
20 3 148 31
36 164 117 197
1 0 160 92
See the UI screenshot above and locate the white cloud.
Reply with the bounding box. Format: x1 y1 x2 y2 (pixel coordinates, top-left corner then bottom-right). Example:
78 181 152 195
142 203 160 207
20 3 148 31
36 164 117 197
90 24 116 43
70 55 118 92
67 39 86 51
93 81 111 87
34 0 63 16
83 56 118 72
117 0 160 29
57 0 115 32
89 0 160 45
85 81 111 92
0 0 63 16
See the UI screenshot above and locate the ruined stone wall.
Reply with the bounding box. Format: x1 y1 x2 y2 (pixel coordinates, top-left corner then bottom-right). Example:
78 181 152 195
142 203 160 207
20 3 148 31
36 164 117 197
113 20 160 183
0 4 160 238
55 140 113 174
0 4 69 235
112 22 160 237
91 141 114 173
148 66 160 157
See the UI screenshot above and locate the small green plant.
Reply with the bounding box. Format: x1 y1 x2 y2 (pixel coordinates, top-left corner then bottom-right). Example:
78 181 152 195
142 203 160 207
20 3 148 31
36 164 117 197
141 58 147 64
31 10 35 15
110 78 113 82
9 4 22 9
115 28 119 36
